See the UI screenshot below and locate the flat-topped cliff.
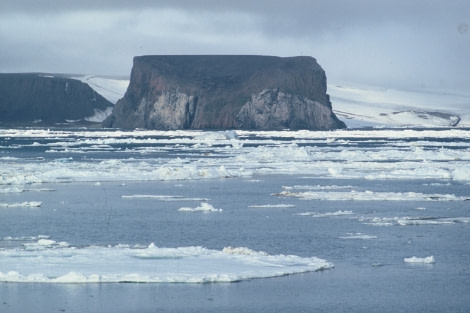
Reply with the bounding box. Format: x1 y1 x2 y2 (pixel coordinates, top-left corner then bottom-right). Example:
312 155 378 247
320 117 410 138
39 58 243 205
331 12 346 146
0 73 113 126
103 55 346 130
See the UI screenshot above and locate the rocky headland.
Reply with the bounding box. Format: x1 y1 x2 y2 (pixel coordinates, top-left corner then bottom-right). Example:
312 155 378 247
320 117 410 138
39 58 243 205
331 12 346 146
103 55 346 130
0 73 113 126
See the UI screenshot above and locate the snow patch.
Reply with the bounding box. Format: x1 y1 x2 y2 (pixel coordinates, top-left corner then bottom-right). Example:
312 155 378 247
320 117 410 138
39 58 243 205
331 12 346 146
71 75 129 104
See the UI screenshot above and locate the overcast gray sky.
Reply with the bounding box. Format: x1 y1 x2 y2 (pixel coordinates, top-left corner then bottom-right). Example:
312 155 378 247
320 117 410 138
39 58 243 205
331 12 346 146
1 0 469 92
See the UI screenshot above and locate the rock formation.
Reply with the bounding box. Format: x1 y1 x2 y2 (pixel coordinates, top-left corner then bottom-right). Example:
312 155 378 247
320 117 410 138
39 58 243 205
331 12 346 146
103 55 346 130
0 73 113 126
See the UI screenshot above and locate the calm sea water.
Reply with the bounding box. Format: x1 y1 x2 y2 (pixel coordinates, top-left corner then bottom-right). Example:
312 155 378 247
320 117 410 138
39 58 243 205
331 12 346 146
1 128 469 312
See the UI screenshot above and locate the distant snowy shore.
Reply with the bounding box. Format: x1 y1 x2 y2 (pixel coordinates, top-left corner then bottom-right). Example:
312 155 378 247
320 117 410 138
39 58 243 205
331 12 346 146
329 83 470 128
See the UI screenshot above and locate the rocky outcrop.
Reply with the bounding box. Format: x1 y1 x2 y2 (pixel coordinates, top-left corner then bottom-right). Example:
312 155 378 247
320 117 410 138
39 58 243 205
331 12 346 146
237 89 342 130
0 73 113 126
103 55 346 130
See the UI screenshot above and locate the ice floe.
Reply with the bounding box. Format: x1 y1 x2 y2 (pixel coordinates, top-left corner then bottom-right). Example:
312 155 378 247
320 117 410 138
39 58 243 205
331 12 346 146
404 256 435 264
178 202 222 213
339 233 378 240
122 195 209 201
0 241 333 283
0 201 42 208
276 189 468 201
296 210 354 217
1 128 470 186
248 204 296 208
359 216 470 226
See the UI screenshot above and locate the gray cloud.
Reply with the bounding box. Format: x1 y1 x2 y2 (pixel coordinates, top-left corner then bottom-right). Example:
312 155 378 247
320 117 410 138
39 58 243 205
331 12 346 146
1 0 469 91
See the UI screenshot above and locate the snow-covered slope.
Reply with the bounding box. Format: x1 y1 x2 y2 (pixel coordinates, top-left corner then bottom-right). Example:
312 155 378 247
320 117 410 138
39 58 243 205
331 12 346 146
71 75 129 104
329 84 470 128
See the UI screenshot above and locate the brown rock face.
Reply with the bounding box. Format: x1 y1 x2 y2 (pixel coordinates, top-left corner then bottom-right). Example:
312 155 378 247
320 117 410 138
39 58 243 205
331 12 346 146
0 73 112 125
103 55 346 130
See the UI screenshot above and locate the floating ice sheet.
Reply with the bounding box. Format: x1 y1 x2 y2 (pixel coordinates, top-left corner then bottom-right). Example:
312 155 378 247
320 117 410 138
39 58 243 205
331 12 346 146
277 189 468 201
122 194 209 201
0 241 333 283
178 202 222 213
1 128 470 186
0 201 42 208
297 210 354 217
360 216 470 226
404 256 435 264
339 233 378 240
248 204 296 208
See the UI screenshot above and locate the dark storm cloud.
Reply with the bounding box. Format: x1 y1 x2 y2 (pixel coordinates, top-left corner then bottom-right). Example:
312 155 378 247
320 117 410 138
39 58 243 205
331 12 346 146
1 0 469 91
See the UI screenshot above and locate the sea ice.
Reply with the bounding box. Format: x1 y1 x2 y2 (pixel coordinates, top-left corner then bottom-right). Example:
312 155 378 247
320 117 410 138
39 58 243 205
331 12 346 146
1 128 469 185
359 216 470 226
122 194 209 201
178 202 222 212
277 189 467 201
0 201 42 208
297 210 354 217
248 204 296 208
339 233 378 240
0 242 333 283
404 256 435 264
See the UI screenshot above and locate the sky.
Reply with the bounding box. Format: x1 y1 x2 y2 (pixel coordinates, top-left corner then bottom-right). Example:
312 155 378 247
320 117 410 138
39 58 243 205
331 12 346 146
1 0 469 92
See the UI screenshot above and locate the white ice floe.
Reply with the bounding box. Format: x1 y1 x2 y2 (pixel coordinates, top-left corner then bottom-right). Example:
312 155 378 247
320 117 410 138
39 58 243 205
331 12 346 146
404 256 435 264
339 233 378 240
1 128 470 185
248 204 296 208
360 216 470 226
0 241 333 283
178 202 222 213
0 201 42 208
277 189 468 201
37 239 56 246
2 235 50 241
122 195 209 201
0 187 23 193
297 210 354 217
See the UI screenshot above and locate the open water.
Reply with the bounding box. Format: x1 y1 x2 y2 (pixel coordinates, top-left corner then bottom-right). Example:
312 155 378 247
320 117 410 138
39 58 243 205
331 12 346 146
0 128 469 312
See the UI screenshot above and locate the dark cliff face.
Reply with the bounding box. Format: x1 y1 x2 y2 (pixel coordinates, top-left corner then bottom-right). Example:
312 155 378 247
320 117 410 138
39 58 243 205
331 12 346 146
0 73 112 125
103 55 346 130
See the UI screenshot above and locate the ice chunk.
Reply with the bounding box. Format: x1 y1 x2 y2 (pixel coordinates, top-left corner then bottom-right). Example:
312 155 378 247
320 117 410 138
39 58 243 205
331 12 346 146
277 189 466 201
37 239 56 246
222 246 268 256
178 202 222 212
122 194 209 201
248 204 296 208
298 210 354 217
339 233 378 240
404 256 435 264
360 216 470 226
0 201 42 208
